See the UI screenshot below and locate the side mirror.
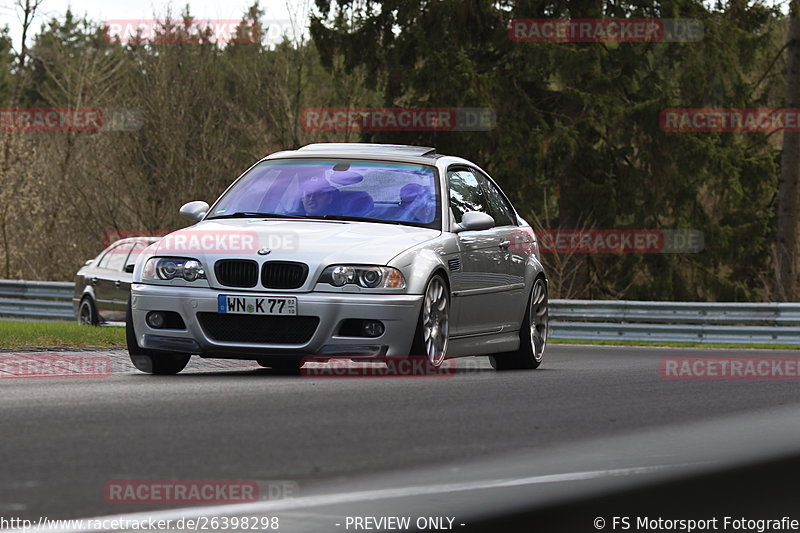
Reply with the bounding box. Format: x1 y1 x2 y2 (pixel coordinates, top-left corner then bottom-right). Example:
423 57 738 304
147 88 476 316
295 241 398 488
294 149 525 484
180 201 209 222
84 259 94 266
124 264 135 273
453 211 495 233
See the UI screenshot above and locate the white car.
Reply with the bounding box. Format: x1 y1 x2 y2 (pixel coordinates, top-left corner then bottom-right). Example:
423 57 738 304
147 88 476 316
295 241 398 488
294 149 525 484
126 143 548 374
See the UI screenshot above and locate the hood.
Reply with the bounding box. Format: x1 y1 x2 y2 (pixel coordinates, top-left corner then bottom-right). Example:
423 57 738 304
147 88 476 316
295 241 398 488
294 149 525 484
151 218 440 288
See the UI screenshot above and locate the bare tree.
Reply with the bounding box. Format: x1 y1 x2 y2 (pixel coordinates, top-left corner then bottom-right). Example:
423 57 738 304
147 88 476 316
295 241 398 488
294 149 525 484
528 191 595 300
776 0 800 301
0 0 43 278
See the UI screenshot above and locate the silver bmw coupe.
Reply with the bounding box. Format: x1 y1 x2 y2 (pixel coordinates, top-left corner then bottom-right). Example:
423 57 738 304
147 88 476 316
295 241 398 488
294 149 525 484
127 143 548 374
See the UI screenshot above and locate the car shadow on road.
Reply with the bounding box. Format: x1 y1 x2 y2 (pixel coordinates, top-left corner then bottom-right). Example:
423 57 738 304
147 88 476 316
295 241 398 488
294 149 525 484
142 364 561 378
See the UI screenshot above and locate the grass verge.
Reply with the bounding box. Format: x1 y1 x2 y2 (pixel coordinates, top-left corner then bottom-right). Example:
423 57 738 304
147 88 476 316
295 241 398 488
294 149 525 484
0 320 126 349
550 338 800 350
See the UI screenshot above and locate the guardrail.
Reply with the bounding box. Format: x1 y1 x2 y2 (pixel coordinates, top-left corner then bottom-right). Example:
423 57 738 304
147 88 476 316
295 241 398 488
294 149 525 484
0 280 74 320
549 300 800 344
1 280 800 344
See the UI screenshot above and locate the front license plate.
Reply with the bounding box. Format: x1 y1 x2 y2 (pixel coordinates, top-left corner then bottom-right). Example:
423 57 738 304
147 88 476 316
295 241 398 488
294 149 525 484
217 295 297 316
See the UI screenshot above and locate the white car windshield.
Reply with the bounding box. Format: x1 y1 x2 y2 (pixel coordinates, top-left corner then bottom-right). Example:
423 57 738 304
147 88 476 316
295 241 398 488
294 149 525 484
208 159 440 229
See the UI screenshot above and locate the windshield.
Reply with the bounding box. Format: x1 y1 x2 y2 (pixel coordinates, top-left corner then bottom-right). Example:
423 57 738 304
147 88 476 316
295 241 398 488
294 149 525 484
208 159 441 229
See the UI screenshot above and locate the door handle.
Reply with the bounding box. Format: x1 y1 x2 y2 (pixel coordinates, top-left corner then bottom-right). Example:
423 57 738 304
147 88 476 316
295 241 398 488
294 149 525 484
499 240 511 250
115 280 121 288
91 277 98 286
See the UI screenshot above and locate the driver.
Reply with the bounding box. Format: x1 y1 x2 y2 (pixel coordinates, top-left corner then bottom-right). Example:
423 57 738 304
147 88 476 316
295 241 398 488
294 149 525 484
301 178 340 216
398 183 434 223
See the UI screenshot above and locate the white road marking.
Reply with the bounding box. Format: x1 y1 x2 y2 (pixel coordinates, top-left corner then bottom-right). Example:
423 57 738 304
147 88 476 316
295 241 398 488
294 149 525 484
2 464 690 532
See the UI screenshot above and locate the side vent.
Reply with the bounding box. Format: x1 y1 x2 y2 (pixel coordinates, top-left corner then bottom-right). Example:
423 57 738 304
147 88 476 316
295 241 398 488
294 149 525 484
447 258 461 272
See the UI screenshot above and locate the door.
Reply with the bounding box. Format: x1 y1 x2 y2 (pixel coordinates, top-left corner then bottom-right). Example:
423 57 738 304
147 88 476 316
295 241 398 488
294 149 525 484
447 168 512 337
114 240 149 314
96 241 133 321
91 247 117 320
473 168 531 329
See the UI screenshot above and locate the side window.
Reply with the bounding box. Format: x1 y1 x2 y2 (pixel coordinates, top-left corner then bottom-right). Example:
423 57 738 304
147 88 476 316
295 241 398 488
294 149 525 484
96 253 110 269
103 243 133 272
448 169 490 223
124 242 147 271
474 170 517 227
96 246 116 269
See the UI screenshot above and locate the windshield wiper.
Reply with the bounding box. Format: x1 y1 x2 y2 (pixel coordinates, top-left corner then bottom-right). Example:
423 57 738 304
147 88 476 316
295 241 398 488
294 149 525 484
208 212 419 226
206 212 306 220
319 215 408 225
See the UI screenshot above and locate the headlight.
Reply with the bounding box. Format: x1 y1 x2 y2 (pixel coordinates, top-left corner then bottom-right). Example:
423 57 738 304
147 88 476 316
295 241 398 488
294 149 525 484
181 260 204 281
143 257 206 282
331 266 356 286
319 265 406 289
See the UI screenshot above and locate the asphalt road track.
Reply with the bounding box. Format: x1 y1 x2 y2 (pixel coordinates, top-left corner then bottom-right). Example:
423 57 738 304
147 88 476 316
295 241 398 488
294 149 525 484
1 345 800 531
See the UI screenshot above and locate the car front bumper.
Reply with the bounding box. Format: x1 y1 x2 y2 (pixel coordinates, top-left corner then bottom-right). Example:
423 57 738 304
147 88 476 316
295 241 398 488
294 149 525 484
130 284 423 359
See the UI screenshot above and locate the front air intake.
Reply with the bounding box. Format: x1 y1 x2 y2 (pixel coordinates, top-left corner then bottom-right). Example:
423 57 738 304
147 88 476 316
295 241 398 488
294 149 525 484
215 260 259 288
261 261 308 289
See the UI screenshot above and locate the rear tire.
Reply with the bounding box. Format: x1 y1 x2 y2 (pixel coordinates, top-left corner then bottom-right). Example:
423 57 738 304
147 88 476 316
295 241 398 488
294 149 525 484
77 296 99 326
490 276 548 371
126 298 190 375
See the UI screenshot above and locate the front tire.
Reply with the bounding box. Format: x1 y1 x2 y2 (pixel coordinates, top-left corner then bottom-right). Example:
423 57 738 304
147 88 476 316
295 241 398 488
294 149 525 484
490 276 548 370
126 299 190 375
409 274 449 368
